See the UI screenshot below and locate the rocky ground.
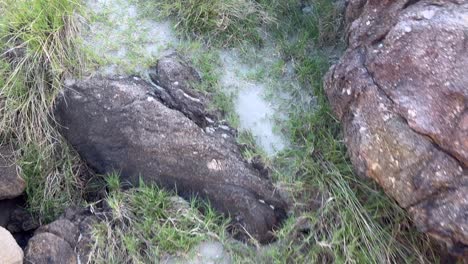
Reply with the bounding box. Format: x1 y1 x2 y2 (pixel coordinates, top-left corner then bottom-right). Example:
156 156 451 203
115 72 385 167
0 0 467 263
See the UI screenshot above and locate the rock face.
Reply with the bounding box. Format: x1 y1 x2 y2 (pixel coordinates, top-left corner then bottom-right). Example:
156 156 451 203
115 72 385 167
55 57 287 243
24 208 97 264
0 145 25 200
325 0 468 256
0 226 23 264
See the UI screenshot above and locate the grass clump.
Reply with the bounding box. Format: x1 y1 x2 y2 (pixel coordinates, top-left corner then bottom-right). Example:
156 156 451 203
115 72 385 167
89 174 228 263
0 0 86 222
135 0 273 46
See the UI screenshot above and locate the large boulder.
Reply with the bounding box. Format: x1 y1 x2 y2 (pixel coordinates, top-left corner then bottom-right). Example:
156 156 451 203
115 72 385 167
0 145 25 200
325 0 468 256
55 58 287 243
0 226 23 264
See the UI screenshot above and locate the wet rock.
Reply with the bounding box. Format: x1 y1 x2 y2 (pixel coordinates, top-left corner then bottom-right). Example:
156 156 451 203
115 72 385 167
325 0 468 256
0 226 23 264
0 145 25 200
24 208 97 264
55 75 287 243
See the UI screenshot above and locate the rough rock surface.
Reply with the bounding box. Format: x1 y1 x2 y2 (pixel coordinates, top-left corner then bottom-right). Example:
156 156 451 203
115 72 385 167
0 145 25 200
55 63 287 243
0 226 23 264
148 53 220 128
325 0 468 255
24 208 97 264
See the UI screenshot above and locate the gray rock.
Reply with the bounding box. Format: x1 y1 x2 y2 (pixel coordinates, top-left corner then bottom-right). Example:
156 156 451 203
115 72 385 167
24 208 97 264
0 145 25 200
325 0 468 256
54 75 287 243
25 233 76 264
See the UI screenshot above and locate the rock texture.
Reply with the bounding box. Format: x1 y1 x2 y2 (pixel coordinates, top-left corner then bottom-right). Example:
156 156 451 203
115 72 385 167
325 0 468 256
55 58 287 243
0 226 23 264
148 53 220 128
0 145 25 200
24 208 97 264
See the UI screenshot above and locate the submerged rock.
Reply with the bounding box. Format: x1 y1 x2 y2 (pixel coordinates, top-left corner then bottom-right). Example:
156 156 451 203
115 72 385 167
0 226 23 264
325 0 468 256
0 145 25 200
55 72 287 243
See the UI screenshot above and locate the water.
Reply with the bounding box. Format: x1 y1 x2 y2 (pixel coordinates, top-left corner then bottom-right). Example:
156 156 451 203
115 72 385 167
82 0 306 156
83 0 177 75
162 241 231 264
220 50 287 155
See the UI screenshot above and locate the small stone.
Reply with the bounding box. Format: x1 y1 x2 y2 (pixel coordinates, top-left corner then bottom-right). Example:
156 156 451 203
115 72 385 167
192 241 231 264
0 226 23 264
0 146 25 200
25 232 76 264
302 6 313 14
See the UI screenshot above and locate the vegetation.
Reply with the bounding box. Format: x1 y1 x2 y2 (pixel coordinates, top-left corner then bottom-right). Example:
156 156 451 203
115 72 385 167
217 1 436 262
0 0 86 222
0 0 441 262
89 174 229 263
135 0 273 46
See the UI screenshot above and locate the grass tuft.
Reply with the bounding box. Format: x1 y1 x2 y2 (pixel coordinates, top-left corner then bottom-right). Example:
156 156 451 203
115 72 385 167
89 175 228 263
0 0 86 222
135 0 273 46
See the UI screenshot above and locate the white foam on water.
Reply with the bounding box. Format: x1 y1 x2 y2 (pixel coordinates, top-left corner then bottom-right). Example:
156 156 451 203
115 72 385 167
220 50 287 156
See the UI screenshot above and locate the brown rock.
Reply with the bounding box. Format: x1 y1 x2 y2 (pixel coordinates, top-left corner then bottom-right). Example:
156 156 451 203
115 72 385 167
325 0 468 256
0 145 25 200
0 226 23 264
